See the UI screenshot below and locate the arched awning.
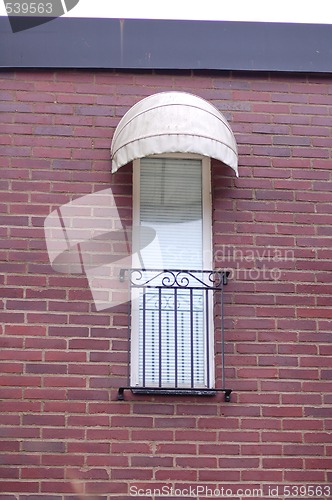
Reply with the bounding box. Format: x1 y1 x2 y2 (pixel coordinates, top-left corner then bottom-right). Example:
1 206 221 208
110 91 238 176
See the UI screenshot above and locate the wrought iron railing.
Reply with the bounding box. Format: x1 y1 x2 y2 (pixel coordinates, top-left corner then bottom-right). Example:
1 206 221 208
118 269 232 402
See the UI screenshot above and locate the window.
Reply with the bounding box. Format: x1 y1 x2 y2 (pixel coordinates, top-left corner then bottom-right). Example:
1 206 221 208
130 155 214 391
46 91 236 400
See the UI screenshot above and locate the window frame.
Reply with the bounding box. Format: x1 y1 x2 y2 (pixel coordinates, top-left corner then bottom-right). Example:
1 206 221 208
130 153 215 389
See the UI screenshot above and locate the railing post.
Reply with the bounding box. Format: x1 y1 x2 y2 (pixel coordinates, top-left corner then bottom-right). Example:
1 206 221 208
221 275 226 391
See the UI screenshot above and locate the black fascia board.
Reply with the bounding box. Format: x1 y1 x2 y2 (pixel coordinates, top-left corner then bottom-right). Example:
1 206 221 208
0 16 332 73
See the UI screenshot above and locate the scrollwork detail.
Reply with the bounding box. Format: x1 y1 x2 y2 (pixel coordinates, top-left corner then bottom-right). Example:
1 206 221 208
128 269 227 289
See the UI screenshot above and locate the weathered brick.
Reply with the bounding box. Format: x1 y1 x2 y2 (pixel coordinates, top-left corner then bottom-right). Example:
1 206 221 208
1 69 331 498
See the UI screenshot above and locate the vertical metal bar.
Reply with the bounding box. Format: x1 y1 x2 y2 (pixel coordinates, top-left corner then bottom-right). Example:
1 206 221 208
158 287 162 388
190 288 194 388
174 287 178 388
221 278 226 389
205 288 210 389
142 290 146 388
127 270 131 388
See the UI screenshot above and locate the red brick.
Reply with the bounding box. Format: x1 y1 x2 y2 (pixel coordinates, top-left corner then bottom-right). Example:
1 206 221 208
68 314 110 326
23 389 67 400
263 457 303 468
111 416 153 428
44 352 86 363
241 444 282 455
284 470 326 481
1 70 332 497
304 407 332 418
283 444 325 456
237 367 278 379
241 470 283 482
112 468 153 480
298 307 332 318
68 339 110 350
154 417 196 428
87 429 129 441
262 432 302 443
42 428 85 440
41 455 84 467
133 403 174 415
0 440 20 452
21 441 66 453
67 442 110 453
0 346 42 361
198 417 240 429
25 363 67 374
22 414 65 426
0 482 39 493
27 313 68 324
0 468 19 479
111 443 150 455
279 368 319 380
156 469 198 481
48 326 89 337
40 481 74 494
281 394 322 405
0 362 23 373
283 419 323 431
67 415 109 427
21 467 64 479
305 458 332 469
260 380 302 393
68 364 110 376
0 376 41 387
176 456 217 468
43 376 85 388
89 376 126 388
240 418 281 430
131 455 173 467
218 431 260 442
198 443 240 456
304 432 331 443
199 470 241 481
0 412 31 432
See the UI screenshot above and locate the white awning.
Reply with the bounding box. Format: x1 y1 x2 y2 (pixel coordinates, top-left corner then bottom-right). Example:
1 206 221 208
110 91 238 176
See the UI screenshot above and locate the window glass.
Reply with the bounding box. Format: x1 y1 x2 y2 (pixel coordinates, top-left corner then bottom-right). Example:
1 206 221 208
132 156 213 389
140 157 203 269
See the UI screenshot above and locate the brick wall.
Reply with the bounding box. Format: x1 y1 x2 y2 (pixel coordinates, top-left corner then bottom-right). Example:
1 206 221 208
0 70 331 499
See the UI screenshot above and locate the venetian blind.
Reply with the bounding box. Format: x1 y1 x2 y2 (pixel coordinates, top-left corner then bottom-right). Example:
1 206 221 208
137 157 207 388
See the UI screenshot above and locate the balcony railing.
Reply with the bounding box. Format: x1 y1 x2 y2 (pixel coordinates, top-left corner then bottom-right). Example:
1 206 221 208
118 269 232 402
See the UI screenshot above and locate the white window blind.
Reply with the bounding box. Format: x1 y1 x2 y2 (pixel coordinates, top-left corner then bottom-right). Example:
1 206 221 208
139 157 203 269
134 157 211 389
